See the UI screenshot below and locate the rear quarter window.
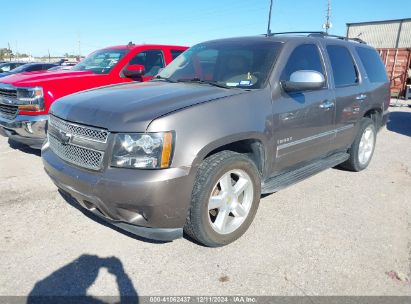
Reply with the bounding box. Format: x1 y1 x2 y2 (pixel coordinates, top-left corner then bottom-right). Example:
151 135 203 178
356 47 388 83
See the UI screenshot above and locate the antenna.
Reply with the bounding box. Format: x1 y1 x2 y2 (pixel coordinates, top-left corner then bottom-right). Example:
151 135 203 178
267 0 273 36
323 0 332 34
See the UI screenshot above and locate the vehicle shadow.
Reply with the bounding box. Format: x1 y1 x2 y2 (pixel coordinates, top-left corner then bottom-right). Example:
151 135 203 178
27 254 138 304
387 111 411 137
58 190 169 245
7 139 41 156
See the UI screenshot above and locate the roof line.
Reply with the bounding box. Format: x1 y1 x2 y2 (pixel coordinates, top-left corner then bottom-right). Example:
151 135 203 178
266 31 366 44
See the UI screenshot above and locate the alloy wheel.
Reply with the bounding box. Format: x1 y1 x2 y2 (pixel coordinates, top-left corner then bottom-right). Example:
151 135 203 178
207 169 254 235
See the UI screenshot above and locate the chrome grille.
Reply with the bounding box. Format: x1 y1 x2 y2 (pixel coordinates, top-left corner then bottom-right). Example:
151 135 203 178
0 104 18 119
48 134 104 171
0 88 17 98
49 115 109 143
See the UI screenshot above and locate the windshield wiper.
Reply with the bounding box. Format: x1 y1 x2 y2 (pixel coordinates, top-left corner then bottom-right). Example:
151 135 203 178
176 78 232 89
151 75 177 83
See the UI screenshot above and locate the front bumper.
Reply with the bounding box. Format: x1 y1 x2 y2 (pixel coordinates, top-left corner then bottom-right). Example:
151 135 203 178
42 146 195 241
0 114 48 149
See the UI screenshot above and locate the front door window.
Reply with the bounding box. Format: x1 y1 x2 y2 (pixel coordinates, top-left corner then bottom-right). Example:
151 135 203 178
130 50 165 77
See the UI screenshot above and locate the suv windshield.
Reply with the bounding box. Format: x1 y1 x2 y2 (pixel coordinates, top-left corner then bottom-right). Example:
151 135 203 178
157 40 282 89
72 49 128 74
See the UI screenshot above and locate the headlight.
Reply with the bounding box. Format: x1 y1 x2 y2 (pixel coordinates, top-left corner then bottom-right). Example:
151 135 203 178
16 87 44 111
111 132 174 169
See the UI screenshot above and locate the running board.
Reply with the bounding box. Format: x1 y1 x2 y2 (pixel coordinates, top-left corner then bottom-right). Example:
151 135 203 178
261 152 349 194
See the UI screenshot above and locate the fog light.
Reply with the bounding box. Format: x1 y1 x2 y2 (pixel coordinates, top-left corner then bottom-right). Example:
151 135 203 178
24 122 33 134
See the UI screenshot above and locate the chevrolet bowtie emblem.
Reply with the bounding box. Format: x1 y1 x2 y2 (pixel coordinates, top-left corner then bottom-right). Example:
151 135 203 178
58 130 72 145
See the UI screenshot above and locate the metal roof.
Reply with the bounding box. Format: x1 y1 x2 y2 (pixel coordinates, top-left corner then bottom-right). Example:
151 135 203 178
347 18 411 48
347 18 411 26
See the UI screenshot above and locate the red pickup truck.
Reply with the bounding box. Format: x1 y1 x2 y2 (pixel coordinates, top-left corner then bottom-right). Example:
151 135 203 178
0 43 188 148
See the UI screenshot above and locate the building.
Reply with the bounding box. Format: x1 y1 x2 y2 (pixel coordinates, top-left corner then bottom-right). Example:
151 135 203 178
347 18 411 48
347 18 411 98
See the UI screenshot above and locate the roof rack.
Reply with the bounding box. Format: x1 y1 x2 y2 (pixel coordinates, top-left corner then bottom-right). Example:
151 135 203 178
266 31 367 44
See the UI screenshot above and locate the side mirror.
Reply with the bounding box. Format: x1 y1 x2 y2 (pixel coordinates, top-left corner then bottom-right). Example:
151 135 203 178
282 70 325 92
124 64 145 77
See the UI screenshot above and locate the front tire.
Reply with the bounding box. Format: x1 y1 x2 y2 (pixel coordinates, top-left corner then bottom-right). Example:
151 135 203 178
341 117 376 172
184 151 261 247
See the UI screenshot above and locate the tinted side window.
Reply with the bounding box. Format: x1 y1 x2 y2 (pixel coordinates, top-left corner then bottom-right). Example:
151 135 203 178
26 65 43 72
171 50 184 60
326 45 358 87
356 47 388 83
42 64 55 70
130 50 165 76
281 44 324 80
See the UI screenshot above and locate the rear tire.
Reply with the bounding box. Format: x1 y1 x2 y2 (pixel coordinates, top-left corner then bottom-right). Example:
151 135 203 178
184 151 261 247
340 117 376 172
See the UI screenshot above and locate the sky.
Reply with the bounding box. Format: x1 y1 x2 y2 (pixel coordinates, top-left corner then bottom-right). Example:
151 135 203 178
1 0 410 57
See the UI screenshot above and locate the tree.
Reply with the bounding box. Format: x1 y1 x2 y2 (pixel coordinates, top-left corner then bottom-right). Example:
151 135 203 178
0 48 13 60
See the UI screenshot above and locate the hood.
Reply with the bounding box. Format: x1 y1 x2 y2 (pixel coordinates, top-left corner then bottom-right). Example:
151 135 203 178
0 70 94 86
51 81 245 132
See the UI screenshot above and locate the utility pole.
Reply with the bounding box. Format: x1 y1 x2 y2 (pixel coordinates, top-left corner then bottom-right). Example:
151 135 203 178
323 0 332 34
7 42 11 61
48 49 51 62
266 0 273 36
78 34 81 58
15 41 18 60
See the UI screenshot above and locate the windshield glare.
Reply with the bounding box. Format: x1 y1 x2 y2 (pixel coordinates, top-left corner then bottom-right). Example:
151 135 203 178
158 40 282 89
72 49 127 74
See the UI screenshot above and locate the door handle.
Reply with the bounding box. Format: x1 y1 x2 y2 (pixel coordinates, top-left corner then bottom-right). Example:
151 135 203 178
319 100 334 110
280 112 295 121
356 94 367 101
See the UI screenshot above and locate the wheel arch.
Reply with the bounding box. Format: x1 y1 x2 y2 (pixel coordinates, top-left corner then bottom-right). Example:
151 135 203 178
191 133 268 177
363 107 383 129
